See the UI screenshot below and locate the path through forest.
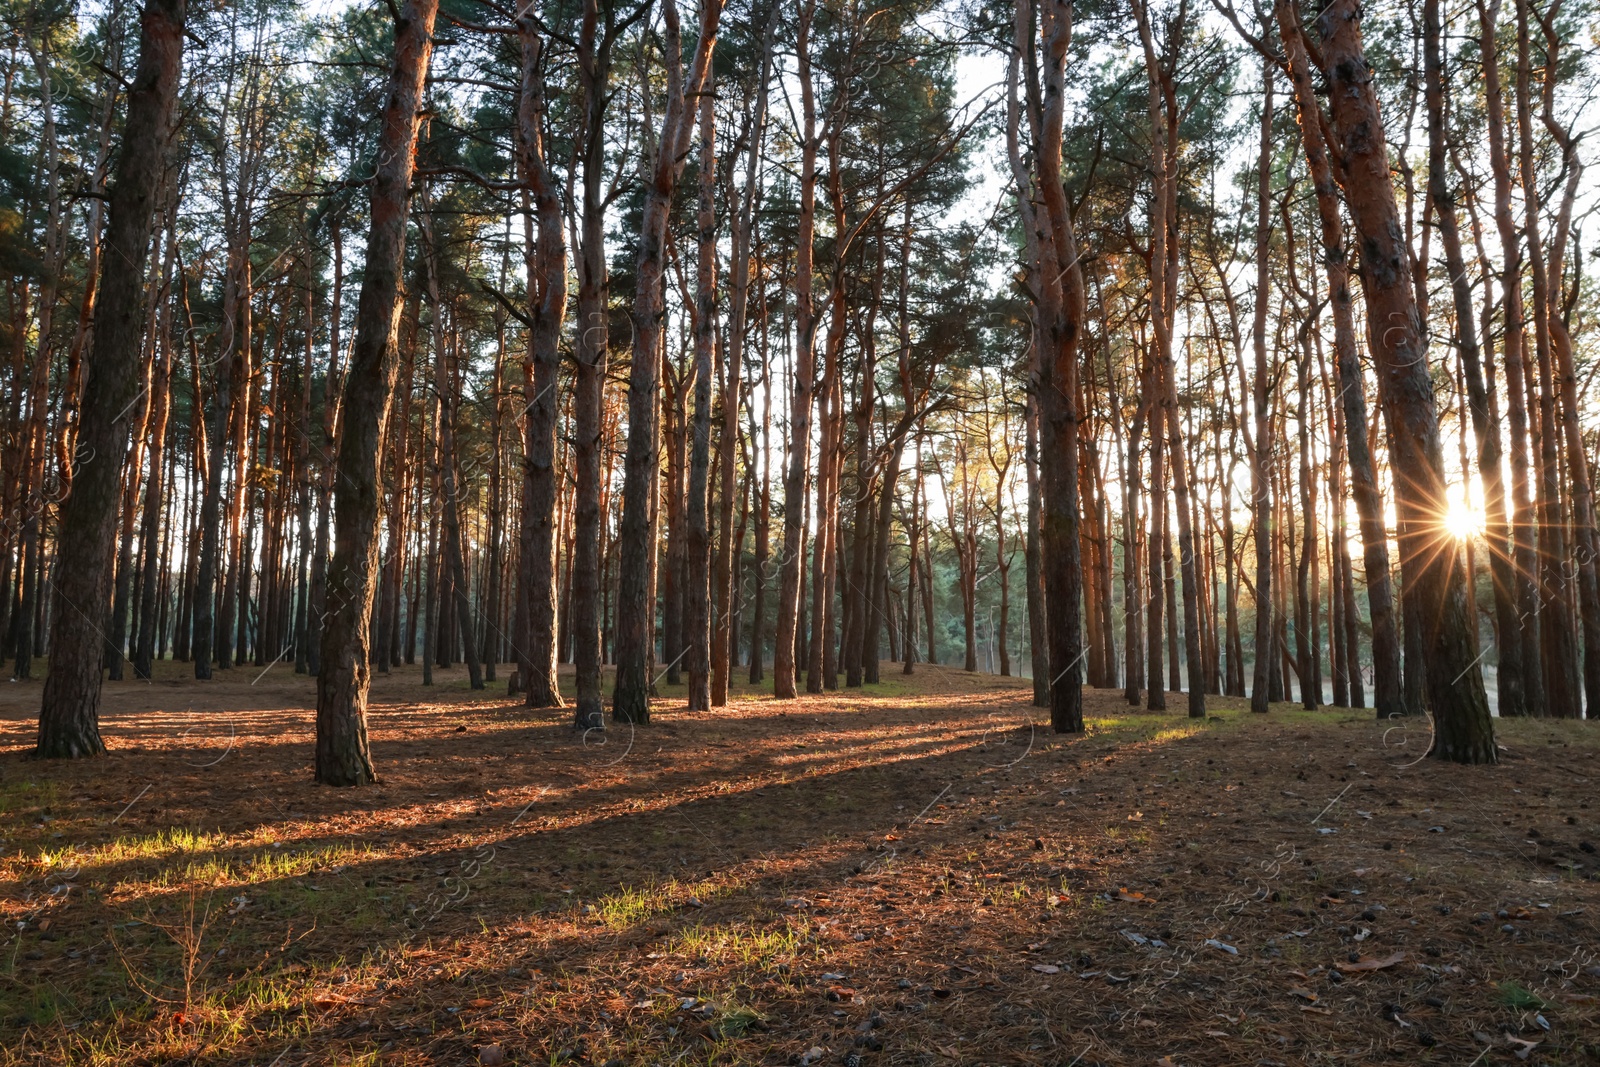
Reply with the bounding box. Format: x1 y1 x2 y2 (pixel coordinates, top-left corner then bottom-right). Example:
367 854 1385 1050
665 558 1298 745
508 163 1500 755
1 668 1596 1065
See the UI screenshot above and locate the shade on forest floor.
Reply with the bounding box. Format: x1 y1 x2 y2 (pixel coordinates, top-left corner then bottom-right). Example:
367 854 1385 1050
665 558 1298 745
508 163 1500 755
0 663 1596 1065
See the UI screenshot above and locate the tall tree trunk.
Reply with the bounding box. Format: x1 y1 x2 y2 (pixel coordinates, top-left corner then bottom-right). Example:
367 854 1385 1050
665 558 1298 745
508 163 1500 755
314 0 437 785
863 213 920 687
516 6 566 707
419 202 483 690
748 290 773 682
614 0 722 722
774 0 818 700
1422 0 1520 717
1306 0 1495 760
685 89 717 712
134 205 179 679
568 0 618 729
1132 0 1203 716
1146 362 1167 709
1514 0 1580 717
1031 0 1087 732
1247 54 1276 714
717 9 773 703
1478 0 1543 716
36 0 185 758
1535 11 1600 716
1122 392 1146 707
1275 0 1402 716
1005 42 1051 707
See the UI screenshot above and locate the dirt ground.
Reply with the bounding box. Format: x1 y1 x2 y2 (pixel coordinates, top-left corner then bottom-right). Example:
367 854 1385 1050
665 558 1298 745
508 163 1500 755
0 660 1596 1066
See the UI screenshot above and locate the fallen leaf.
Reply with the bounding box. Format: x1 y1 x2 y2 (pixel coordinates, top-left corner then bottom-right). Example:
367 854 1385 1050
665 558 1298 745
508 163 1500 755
1288 987 1318 1003
1335 951 1406 973
1301 1005 1333 1016
1031 964 1060 974
1505 1035 1540 1061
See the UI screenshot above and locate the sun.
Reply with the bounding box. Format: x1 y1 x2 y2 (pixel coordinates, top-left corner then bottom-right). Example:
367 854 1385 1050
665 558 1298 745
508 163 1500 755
1443 495 1485 541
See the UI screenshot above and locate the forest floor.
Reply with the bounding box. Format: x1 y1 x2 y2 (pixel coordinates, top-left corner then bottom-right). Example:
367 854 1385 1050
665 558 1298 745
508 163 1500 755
0 661 1597 1067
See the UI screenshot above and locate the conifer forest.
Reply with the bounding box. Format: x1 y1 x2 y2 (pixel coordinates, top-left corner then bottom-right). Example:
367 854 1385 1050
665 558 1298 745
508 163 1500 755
1 0 1599 1063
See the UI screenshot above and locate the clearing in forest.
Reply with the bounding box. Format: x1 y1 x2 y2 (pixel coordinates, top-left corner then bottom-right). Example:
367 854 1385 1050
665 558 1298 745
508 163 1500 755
1 665 1597 1065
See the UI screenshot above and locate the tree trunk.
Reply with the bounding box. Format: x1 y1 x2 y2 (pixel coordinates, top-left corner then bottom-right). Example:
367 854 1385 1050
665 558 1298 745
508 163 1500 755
314 0 437 785
774 0 818 701
569 0 615 729
1247 54 1275 714
748 293 773 683
685 89 717 712
37 0 185 758
1514 0 1581 717
717 10 773 703
515 7 565 707
1275 1 1402 716
419 201 483 691
1031 0 1087 732
134 206 179 679
1308 0 1495 761
1146 364 1167 709
1478 0 1543 717
614 0 722 722
1422 0 1520 717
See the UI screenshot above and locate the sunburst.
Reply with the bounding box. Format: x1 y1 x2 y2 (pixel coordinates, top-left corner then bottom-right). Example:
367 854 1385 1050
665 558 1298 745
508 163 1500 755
1442 496 1485 541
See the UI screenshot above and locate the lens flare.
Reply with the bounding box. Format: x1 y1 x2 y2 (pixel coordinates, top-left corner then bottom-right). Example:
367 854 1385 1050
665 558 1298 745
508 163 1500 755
1443 496 1484 541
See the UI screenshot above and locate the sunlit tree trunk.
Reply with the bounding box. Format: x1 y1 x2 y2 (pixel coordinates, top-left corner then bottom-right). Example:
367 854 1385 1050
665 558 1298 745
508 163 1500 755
716 10 774 704
1422 0 1520 718
1534 10 1600 717
684 90 717 712
1308 0 1495 761
314 0 437 785
134 204 179 679
36 0 185 758
1246 53 1276 714
418 200 483 691
774 0 818 700
614 0 722 722
1515 0 1583 717
1005 41 1051 706
1478 0 1543 717
748 286 773 683
515 6 566 708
